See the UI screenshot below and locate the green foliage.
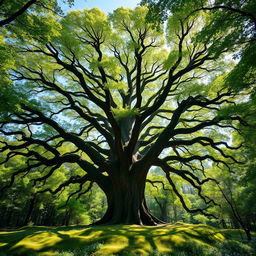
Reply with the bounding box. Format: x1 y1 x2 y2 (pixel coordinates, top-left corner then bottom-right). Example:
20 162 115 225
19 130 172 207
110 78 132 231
111 106 139 120
163 50 179 70
0 146 106 227
225 44 256 92
0 0 74 25
218 240 254 256
193 214 209 224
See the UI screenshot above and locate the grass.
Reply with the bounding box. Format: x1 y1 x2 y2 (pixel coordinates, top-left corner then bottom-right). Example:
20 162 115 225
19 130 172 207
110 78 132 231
0 223 255 256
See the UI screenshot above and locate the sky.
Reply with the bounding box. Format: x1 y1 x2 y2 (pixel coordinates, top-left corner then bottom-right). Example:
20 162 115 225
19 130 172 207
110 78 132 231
61 0 141 13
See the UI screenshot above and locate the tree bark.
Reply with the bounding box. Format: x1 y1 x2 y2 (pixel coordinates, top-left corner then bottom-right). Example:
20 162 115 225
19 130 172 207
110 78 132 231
94 172 164 226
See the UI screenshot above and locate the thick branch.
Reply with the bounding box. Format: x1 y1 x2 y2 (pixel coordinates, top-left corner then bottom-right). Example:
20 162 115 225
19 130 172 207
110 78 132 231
0 0 37 27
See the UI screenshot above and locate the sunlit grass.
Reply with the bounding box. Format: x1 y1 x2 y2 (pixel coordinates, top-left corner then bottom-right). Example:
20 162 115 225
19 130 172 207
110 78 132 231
12 232 62 250
0 223 255 255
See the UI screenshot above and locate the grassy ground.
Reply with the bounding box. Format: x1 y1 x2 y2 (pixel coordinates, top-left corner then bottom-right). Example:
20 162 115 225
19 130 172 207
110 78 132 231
0 223 255 256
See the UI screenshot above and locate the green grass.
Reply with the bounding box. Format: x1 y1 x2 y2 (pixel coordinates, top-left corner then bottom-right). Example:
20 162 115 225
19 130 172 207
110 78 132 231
0 223 255 255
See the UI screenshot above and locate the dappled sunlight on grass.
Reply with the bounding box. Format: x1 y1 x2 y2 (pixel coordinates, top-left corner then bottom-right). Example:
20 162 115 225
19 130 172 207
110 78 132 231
58 229 103 242
12 232 62 250
0 223 230 255
0 230 25 235
213 232 225 241
96 235 129 255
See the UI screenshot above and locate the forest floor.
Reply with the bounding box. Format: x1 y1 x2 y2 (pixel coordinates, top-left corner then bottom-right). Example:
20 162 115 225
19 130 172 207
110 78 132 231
0 222 255 256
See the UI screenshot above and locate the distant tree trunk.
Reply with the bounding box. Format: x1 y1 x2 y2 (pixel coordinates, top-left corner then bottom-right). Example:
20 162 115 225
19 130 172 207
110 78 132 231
6 209 13 227
173 204 178 222
62 209 69 226
244 228 252 241
23 196 36 226
230 216 240 229
252 217 256 231
221 219 227 229
218 185 252 241
43 204 55 226
33 208 41 225
0 208 7 227
154 197 168 222
66 211 71 226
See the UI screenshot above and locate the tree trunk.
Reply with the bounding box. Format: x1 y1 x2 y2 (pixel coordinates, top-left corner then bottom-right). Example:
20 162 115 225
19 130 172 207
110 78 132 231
154 197 168 222
244 228 252 241
23 196 36 226
94 172 164 226
221 219 227 229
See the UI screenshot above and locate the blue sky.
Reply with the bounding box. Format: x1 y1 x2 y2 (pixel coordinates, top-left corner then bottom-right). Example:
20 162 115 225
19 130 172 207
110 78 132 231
61 0 141 13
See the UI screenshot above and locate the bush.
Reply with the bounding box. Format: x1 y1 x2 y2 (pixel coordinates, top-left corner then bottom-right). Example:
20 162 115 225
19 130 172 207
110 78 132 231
145 239 256 256
218 240 255 256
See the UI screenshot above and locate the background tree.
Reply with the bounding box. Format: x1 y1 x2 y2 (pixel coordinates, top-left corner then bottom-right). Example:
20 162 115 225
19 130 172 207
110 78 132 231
0 141 106 227
140 0 256 232
140 0 256 29
0 0 76 116
0 6 251 225
141 0 256 100
0 0 75 27
146 171 198 223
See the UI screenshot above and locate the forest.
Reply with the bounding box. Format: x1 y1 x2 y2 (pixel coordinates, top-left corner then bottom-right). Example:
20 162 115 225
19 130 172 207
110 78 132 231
0 0 256 255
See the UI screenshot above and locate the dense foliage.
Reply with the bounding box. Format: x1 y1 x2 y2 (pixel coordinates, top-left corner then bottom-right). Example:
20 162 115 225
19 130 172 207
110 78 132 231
0 0 74 27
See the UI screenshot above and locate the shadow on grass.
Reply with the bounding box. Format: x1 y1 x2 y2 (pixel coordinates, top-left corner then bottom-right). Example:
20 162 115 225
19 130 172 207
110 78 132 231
0 223 227 255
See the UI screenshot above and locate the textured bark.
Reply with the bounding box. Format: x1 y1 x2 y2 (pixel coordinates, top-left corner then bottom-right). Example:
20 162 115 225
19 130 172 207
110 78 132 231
94 172 164 226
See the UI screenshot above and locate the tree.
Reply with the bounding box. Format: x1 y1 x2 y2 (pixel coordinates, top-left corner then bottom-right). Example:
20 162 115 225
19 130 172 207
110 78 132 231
0 0 75 108
0 141 105 227
0 0 74 27
0 6 249 225
141 0 256 28
141 0 256 98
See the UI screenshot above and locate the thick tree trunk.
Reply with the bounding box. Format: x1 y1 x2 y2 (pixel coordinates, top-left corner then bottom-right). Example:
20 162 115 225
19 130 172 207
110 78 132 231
94 172 164 226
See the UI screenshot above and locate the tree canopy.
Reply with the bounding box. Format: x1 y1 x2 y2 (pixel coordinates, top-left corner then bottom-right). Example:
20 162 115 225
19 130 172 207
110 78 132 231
0 3 255 226
0 0 74 27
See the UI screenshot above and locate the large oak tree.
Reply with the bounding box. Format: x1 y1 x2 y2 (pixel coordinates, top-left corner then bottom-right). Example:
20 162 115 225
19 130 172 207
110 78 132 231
0 6 249 225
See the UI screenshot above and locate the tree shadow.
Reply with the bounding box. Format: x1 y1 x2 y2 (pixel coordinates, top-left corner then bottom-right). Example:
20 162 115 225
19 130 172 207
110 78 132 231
0 223 226 255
